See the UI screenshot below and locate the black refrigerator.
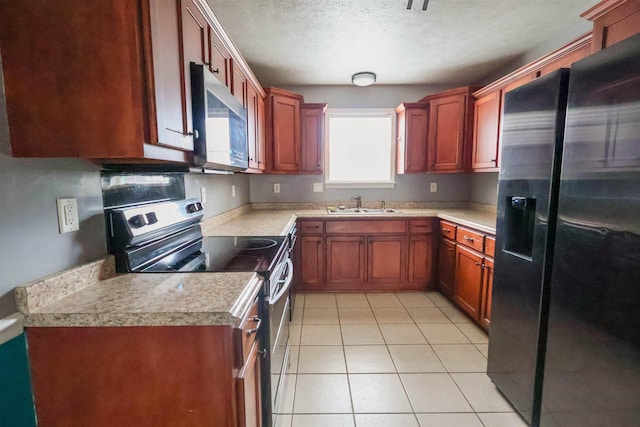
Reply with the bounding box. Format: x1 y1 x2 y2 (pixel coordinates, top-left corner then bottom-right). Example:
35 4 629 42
488 33 640 427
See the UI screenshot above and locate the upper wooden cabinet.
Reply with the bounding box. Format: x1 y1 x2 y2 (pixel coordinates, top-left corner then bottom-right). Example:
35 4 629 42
208 27 231 87
471 91 501 171
300 103 327 174
420 87 477 173
231 60 248 107
264 87 304 173
396 103 430 174
246 83 264 172
583 0 640 52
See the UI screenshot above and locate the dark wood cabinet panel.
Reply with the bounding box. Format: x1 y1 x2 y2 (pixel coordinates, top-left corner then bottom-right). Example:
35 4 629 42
437 237 456 299
325 220 407 235
480 257 494 330
257 95 266 171
454 245 484 320
231 61 247 106
408 235 435 284
396 103 430 174
300 103 327 174
428 94 466 172
367 236 407 285
265 88 303 173
299 236 324 290
472 91 501 170
246 83 260 170
326 236 366 285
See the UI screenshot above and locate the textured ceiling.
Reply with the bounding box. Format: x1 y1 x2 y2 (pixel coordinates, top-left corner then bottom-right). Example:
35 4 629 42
206 0 595 86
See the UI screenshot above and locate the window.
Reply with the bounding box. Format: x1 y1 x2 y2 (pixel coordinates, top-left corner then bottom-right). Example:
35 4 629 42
325 109 396 188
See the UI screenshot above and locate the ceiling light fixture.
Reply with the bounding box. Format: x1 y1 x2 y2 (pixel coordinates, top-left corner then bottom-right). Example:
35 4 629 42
351 72 376 87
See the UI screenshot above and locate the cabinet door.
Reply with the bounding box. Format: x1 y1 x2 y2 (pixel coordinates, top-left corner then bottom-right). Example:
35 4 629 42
246 83 260 170
300 104 326 173
237 340 262 427
149 0 193 151
208 27 230 87
367 236 407 285
397 104 429 173
180 0 209 151
438 238 456 298
231 61 247 106
299 236 324 290
480 257 494 330
472 91 500 170
588 0 640 52
408 234 434 285
326 236 365 285
454 245 484 320
428 94 467 172
270 94 301 172
257 95 266 171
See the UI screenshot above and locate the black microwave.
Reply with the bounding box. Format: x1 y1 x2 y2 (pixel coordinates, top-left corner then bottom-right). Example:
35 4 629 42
190 63 248 171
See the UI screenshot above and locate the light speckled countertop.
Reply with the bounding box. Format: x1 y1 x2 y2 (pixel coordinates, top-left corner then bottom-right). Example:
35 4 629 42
18 205 495 328
202 208 497 236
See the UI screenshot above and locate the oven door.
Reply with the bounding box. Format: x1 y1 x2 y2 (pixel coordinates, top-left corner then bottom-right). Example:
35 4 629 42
269 257 293 425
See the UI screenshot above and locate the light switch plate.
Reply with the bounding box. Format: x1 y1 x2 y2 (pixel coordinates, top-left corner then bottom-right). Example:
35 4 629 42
200 187 207 204
274 183 281 193
430 182 438 192
57 198 79 233
313 183 323 192
231 185 236 198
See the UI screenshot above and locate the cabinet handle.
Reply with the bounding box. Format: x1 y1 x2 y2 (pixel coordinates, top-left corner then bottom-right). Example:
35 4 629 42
475 261 481 266
203 62 220 74
448 247 453 252
441 228 451 232
246 316 262 336
258 349 267 358
249 157 254 161
491 159 497 163
463 236 474 242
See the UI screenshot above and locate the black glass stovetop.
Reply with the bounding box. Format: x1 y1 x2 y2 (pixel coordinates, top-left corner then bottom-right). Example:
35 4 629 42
197 235 286 273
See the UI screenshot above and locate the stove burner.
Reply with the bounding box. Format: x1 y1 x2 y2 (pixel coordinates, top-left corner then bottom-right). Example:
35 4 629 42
225 254 261 270
240 238 278 250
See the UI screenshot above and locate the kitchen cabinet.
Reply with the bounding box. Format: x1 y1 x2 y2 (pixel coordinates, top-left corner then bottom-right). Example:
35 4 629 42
326 236 367 286
25 294 264 427
367 236 407 285
396 103 430 174
265 88 304 173
420 87 477 173
300 103 327 174
583 0 640 52
297 218 434 291
436 220 495 330
454 245 484 320
208 26 231 87
232 60 248 106
437 221 457 298
471 91 501 171
246 83 266 172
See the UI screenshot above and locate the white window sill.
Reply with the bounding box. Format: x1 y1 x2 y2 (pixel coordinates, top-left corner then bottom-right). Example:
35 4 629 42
324 182 396 189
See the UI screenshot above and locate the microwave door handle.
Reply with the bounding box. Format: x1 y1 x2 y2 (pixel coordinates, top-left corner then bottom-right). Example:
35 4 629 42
269 258 294 305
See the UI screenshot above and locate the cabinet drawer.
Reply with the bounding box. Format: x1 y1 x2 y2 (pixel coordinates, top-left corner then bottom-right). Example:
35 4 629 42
456 227 485 252
238 297 261 364
409 218 435 234
325 220 406 234
439 221 457 240
300 220 323 235
485 236 495 258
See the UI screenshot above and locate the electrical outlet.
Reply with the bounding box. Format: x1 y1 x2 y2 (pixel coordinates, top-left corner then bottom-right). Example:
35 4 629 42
274 183 281 193
313 183 323 193
57 198 79 233
231 185 236 198
200 187 207 204
430 182 438 192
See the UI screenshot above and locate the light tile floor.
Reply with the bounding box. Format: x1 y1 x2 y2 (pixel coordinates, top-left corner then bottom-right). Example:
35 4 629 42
276 291 527 427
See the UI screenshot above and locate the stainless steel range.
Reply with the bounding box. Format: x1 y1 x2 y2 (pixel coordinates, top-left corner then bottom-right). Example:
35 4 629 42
105 197 295 427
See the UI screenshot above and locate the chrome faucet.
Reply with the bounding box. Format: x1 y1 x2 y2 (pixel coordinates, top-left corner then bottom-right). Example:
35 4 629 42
381 200 386 210
353 195 362 209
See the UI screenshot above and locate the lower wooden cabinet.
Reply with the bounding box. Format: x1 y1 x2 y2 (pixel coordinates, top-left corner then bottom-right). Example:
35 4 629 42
326 236 366 286
454 245 484 320
299 236 324 290
367 235 407 285
437 237 456 298
436 220 495 330
237 340 262 427
480 257 494 329
297 218 435 292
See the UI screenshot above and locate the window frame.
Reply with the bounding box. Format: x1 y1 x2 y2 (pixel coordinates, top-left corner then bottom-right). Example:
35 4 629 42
323 108 397 189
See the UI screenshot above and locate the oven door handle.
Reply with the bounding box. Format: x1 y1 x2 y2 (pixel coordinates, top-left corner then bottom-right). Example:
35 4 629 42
269 258 294 305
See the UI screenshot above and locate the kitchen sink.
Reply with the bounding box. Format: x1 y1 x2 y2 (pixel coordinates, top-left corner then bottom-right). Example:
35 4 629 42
326 207 401 214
